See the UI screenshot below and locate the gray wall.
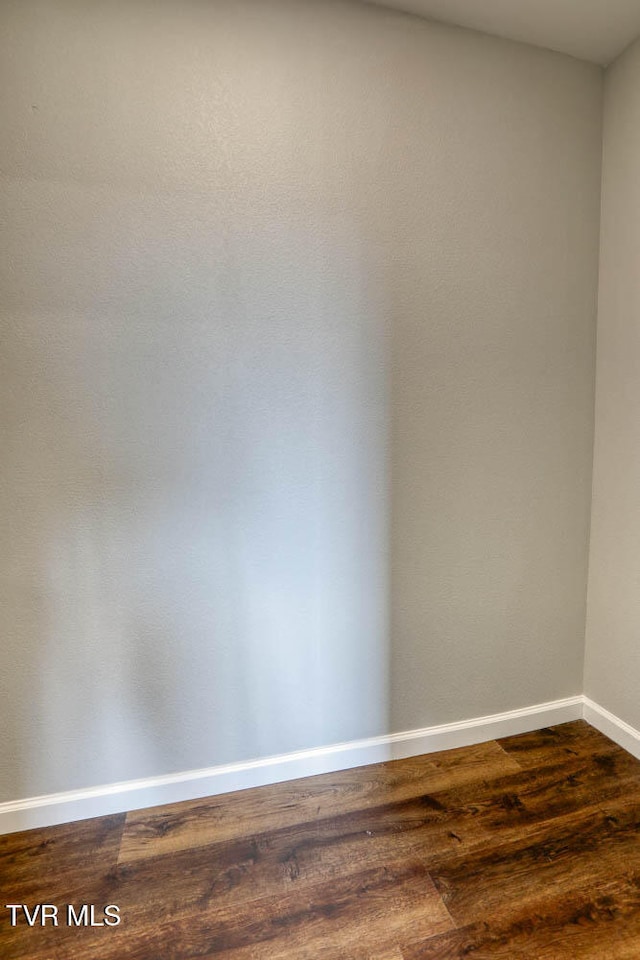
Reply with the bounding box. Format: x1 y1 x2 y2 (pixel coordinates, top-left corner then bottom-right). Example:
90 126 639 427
0 0 603 802
585 37 640 729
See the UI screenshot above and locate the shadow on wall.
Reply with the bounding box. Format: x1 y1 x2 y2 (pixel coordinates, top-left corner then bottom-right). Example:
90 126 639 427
0 0 397 804
0 0 599 803
1 209 391 802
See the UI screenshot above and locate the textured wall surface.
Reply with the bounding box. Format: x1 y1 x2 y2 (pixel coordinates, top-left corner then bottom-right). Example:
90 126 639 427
388 32 603 729
585 37 640 729
0 0 602 801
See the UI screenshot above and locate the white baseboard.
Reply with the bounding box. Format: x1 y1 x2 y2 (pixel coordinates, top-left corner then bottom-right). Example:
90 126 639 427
583 696 640 761
0 695 584 835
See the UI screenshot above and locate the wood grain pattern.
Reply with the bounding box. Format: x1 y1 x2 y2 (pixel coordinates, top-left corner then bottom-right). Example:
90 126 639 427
0 813 125 960
497 721 627 769
2 720 640 959
118 740 520 863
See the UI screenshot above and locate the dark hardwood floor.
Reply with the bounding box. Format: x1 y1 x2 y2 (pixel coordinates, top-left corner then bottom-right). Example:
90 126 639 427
2 720 640 958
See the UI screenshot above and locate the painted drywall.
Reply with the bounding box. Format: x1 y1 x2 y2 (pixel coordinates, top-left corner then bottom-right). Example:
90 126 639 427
0 0 602 802
365 0 640 65
584 37 640 730
388 33 602 730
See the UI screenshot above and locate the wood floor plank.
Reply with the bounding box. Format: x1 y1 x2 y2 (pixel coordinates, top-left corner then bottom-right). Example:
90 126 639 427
498 719 623 769
0 812 124 902
428 796 640 929
119 740 520 864
4 721 640 960
105 802 457 929
32 859 452 960
401 873 640 959
0 813 125 960
414 745 640 864
165 859 453 960
107 744 640 933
